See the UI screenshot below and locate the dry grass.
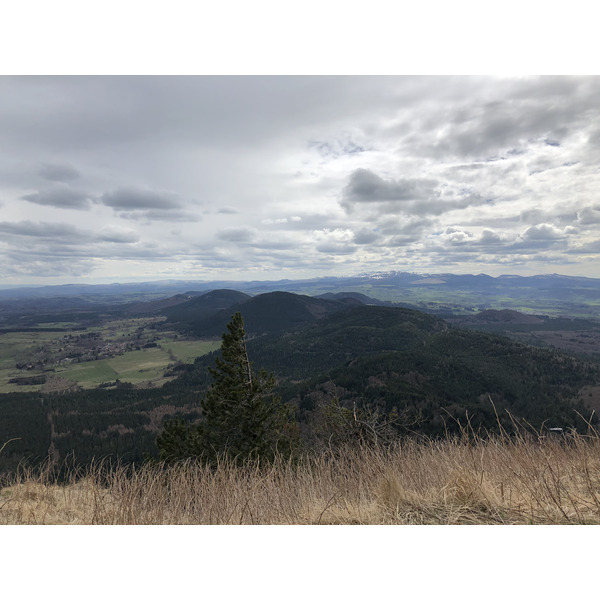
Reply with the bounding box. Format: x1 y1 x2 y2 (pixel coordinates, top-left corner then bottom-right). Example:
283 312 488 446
3 427 600 524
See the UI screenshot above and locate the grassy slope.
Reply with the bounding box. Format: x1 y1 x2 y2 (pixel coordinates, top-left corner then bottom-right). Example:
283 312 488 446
3 431 600 524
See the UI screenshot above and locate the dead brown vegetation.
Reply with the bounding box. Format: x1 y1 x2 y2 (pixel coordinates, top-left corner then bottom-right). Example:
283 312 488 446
3 423 600 524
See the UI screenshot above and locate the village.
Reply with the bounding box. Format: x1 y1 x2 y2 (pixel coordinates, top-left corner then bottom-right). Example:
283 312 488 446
15 328 160 372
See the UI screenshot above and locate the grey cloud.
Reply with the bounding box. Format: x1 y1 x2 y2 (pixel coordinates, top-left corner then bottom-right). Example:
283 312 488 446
0 220 141 250
377 216 435 237
248 240 298 251
0 220 88 242
342 169 437 208
217 207 238 214
519 209 548 224
587 127 600 154
352 228 382 245
424 227 540 259
102 187 182 211
316 242 357 255
341 169 484 217
418 192 485 217
8 237 172 262
118 210 201 222
467 215 520 228
406 77 600 161
494 225 570 253
21 184 92 209
388 234 423 246
216 227 256 243
0 76 404 155
1 255 95 279
38 163 81 182
578 207 600 225
97 227 140 244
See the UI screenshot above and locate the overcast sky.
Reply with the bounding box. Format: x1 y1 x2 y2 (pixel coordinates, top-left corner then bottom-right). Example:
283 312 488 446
1 75 599 285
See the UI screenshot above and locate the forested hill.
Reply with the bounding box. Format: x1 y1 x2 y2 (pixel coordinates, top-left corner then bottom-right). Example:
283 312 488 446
195 305 600 435
162 289 251 326
165 290 361 336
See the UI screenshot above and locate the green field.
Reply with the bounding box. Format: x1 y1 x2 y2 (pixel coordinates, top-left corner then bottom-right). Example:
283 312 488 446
0 330 67 392
57 359 119 386
0 318 221 392
160 340 221 362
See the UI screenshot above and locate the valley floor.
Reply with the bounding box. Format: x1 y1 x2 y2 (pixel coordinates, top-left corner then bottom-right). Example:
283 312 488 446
3 431 600 525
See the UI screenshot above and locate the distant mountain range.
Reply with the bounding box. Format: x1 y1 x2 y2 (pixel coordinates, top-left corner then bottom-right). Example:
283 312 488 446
2 271 600 300
4 268 600 329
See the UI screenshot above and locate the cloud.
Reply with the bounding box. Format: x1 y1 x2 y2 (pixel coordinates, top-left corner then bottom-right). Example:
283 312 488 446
98 187 201 222
440 227 474 245
0 220 141 247
118 210 200 222
309 138 367 159
410 77 600 161
480 229 503 244
352 228 381 245
97 226 140 244
38 163 81 182
568 240 600 254
1 256 95 279
21 184 92 209
262 217 291 225
102 187 182 211
521 224 564 241
310 228 357 255
0 220 88 242
340 169 485 218
316 242 356 255
578 206 600 225
342 169 437 209
216 227 256 243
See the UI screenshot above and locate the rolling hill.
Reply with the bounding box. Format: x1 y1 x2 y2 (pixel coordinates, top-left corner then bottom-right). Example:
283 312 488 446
165 290 361 336
162 289 252 327
221 304 600 435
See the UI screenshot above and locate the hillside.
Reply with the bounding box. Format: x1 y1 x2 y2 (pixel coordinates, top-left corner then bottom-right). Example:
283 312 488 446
167 290 360 336
472 309 544 324
446 309 600 359
315 291 393 306
162 289 252 327
188 304 600 435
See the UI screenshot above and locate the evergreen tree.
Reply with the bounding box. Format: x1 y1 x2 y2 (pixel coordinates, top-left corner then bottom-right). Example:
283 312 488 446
157 312 297 464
